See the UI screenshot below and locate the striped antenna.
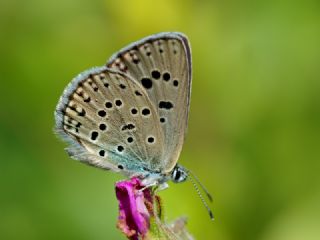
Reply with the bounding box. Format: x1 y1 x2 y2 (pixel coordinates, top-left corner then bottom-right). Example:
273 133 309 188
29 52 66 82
187 171 214 220
188 170 213 202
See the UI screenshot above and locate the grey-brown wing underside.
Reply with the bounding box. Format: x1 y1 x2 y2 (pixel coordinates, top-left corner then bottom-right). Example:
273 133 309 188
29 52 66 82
107 32 192 173
54 67 165 176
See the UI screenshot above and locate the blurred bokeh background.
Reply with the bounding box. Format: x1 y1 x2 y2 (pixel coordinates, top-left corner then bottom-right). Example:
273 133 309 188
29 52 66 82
1 0 319 239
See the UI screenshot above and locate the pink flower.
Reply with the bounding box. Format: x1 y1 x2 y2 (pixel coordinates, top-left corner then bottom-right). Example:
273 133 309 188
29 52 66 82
115 177 194 240
115 177 153 240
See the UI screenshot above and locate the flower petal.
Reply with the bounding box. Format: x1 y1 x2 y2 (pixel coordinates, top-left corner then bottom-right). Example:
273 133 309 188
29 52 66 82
115 177 152 239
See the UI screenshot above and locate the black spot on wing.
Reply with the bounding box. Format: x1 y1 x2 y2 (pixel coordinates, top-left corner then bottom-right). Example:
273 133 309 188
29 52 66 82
91 131 99 141
115 99 122 107
163 72 171 81
135 90 142 96
121 123 135 131
141 108 151 116
99 150 105 157
151 70 161 79
141 78 152 89
117 146 124 152
159 101 173 110
105 101 112 109
98 110 106 117
99 123 107 131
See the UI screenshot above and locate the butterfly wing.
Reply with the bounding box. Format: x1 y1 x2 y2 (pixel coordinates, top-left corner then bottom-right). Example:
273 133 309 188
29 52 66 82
107 32 192 173
55 67 165 176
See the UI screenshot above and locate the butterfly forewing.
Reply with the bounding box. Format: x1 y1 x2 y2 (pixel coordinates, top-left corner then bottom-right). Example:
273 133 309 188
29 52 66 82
107 32 192 173
55 67 165 175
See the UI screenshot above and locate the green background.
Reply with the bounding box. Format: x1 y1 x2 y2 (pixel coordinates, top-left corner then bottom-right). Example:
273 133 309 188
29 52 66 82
1 0 319 239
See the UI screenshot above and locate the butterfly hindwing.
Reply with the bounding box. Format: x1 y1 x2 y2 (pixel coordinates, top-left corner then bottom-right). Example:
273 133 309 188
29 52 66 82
107 32 192 173
55 67 165 176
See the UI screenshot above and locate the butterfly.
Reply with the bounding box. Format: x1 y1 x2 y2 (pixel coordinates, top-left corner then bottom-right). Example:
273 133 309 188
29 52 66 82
54 31 212 194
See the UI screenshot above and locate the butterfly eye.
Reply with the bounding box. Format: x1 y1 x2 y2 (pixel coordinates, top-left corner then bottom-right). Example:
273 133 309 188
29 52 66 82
171 166 188 183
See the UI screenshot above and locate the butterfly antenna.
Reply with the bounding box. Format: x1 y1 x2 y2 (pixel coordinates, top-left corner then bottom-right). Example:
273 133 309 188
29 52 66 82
188 172 214 220
188 170 213 202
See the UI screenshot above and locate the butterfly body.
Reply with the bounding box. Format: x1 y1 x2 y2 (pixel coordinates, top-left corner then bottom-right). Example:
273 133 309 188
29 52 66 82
55 32 192 186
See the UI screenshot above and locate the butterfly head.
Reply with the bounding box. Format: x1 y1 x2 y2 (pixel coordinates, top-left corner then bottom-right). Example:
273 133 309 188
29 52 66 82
171 166 214 220
171 165 188 183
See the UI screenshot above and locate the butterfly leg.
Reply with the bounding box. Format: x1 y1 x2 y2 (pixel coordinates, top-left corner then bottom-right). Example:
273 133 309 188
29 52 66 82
139 181 158 192
155 182 169 192
139 181 169 194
